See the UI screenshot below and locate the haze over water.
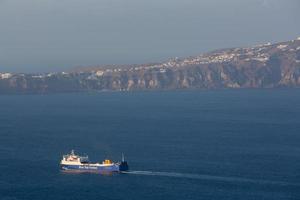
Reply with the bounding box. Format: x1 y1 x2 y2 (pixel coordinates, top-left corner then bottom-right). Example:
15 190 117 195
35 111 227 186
0 89 300 200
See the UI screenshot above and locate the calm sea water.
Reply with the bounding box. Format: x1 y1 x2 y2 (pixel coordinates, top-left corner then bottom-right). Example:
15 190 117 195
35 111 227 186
0 89 300 200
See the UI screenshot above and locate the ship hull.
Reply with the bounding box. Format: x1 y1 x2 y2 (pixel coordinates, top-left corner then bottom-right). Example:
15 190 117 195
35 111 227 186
60 164 120 172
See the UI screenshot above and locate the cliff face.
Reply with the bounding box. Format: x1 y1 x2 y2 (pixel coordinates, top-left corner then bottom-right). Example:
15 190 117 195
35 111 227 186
1 38 300 93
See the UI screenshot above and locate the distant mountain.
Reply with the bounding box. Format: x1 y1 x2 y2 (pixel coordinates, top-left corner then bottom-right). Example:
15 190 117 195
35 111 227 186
1 37 300 94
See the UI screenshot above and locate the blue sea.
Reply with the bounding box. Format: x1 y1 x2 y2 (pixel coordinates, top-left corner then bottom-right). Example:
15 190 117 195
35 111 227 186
0 89 300 200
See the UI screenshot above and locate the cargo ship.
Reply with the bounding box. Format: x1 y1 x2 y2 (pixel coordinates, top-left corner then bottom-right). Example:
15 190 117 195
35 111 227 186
60 150 129 173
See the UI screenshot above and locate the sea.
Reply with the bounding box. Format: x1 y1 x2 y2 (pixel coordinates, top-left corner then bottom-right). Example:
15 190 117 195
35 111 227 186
0 89 300 200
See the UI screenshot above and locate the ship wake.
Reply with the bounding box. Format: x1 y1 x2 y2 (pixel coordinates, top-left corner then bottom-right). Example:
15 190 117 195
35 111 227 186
122 171 300 187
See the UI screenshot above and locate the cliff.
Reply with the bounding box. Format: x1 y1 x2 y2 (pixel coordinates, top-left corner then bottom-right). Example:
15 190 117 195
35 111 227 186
1 38 300 94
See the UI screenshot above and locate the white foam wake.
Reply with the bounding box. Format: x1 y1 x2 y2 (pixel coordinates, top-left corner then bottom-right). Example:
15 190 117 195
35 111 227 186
122 171 300 187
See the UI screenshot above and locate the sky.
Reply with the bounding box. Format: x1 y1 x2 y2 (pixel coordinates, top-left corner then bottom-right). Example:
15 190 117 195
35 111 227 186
0 0 299 73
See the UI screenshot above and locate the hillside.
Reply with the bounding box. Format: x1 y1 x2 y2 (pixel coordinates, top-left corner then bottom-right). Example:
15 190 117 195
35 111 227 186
1 38 300 93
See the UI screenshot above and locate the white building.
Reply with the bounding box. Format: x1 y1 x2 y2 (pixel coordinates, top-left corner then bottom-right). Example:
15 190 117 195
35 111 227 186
277 44 288 50
95 70 104 76
32 75 44 79
0 73 12 79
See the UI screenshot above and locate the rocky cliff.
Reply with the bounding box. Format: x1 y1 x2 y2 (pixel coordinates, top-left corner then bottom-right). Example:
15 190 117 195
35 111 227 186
1 38 300 94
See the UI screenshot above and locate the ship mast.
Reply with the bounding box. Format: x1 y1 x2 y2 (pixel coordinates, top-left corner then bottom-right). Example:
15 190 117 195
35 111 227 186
122 153 125 162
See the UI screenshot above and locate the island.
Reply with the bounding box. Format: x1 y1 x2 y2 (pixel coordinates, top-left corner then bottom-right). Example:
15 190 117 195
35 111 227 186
1 37 300 94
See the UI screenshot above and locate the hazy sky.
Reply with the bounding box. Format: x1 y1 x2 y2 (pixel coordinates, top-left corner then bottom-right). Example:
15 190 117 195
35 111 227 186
0 0 299 72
